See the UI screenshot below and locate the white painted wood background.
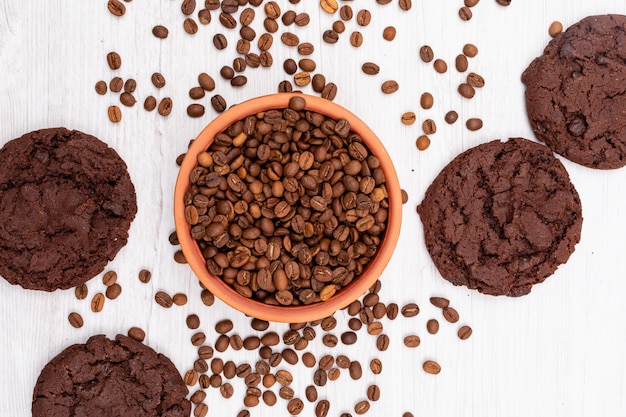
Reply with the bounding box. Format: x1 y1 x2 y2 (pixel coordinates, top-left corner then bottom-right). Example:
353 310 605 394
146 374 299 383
1 1 626 416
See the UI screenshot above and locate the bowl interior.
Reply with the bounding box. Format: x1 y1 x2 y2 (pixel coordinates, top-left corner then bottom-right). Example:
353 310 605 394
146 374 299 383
174 93 402 322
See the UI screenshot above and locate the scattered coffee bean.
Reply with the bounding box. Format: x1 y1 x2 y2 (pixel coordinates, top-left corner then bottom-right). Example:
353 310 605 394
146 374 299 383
350 31 363 47
427 319 439 334
354 400 370 415
370 358 382 374
404 335 421 348
495 0 511 5
467 72 485 88
416 135 431 151
423 360 441 374
95 80 107 95
120 92 137 107
75 284 88 300
198 9 211 25
463 43 479 57
158 97 173 116
297 42 314 55
320 0 339 14
549 21 563 37
401 303 420 317
109 76 123 92
367 385 380 401
376 334 389 351
420 92 434 109
367 322 383 335
106 51 122 70
181 0 196 15
151 72 166 88
201 289 215 306
349 361 362 379
187 104 205 118
210 94 227 112
399 0 413 10
459 6 473 21
386 302 399 319
433 59 448 73
312 74 326 92
263 390 277 406
184 18 199 35
107 0 126 16
91 293 105 312
294 71 311 86
455 54 469 72
190 390 207 405
458 325 473 340
444 111 458 124
155 291 173 308
419 45 434 63
107 105 122 123
362 62 380 75
137 269 152 283
143 96 157 112
458 83 476 98
382 26 396 41
173 293 188 306
401 112 416 125
198 73 216 91
429 296 449 308
213 33 228 49
466 117 483 131
105 283 122 300
400 190 409 204
381 80 399 94
128 327 146 342
186 314 200 329
443 306 460 323
152 25 169 39
356 9 371 26
123 78 136 93
68 312 83 328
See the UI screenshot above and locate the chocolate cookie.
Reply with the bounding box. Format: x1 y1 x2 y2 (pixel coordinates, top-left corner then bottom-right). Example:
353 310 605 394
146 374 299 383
0 128 137 291
32 334 191 417
417 138 583 296
522 14 626 169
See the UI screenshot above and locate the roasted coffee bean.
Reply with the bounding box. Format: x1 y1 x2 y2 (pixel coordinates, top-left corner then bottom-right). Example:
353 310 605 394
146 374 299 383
105 283 122 300
262 390 276 406
549 21 563 37
106 52 122 70
467 72 485 88
141 96 156 112
495 0 511 6
299 59 316 72
189 86 205 100
370 358 382 374
211 95 227 112
258 33 273 50
152 24 169 39
198 346 214 360
404 335 421 348
151 72 166 88
123 78 136 93
198 9 211 24
376 334 389 351
287 398 304 415
221 383 235 399
191 332 206 346
401 189 409 203
281 32 299 47
102 270 117 286
362 62 380 75
323 30 339 44
120 92 136 107
172 293 187 306
198 73 216 91
356 9 371 26
466 117 483 131
420 92 434 109
298 42 314 55
445 111 458 124
380 26 396 42
455 54 469 72
95 80 107 95
315 399 330 417
109 77 123 92
293 72 311 86
186 314 200 329
422 119 436 135
427 319 440 334
367 385 380 401
433 59 448 73
348 361 362 380
401 303 420 317
416 135 430 151
295 12 310 26
213 33 228 49
332 20 345 33
381 80 399 94
251 318 270 331
399 0 412 10
459 6 473 20
313 369 327 386
341 331 358 344
401 112 416 125
283 58 298 74
463 43 479 57
443 306 460 323
91 293 105 312
181 0 196 15
68 312 83 328
339 5 353 20
458 325 473 340
419 45 434 63
320 0 338 14
354 400 370 415
458 83 475 99
155 291 173 308
190 390 206 405
312 74 326 92
219 12 237 29
348 317 362 331
107 105 122 123
107 0 126 16
184 18 199 34
305 385 318 402
75 284 88 300
350 31 363 47
158 97 173 116
302 352 316 367
423 360 441 374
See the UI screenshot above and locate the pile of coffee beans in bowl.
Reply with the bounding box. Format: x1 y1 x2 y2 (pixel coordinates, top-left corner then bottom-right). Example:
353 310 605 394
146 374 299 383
182 95 390 307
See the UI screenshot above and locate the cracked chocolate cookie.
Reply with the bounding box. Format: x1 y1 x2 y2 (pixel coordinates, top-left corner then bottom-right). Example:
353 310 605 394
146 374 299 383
0 128 137 291
417 138 583 296
32 334 191 417
522 14 626 169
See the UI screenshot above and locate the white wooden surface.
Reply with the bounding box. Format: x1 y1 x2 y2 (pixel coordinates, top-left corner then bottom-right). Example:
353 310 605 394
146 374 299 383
2 1 626 416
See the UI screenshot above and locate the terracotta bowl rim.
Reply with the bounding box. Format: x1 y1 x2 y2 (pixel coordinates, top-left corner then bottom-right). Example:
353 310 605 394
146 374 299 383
174 93 402 322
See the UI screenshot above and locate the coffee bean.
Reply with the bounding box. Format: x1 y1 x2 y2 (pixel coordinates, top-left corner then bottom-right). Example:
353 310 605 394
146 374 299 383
190 390 206 404
198 73 216 91
312 74 326 92
295 12 310 26
219 12 237 29
299 58 316 72
404 335 421 348
467 72 485 88
305 385 318 402
401 303 420 317
128 327 145 342
354 400 370 415
198 9 211 25
420 92 434 109
105 283 122 300
120 92 136 107
362 62 380 75
155 291 173 308
386 303 398 319
416 135 430 151
458 83 476 99
201 289 215 306
151 72 166 88
455 54 469 72
287 398 304 415
463 43 479 57
313 369 327 386
419 45 434 62
495 0 511 6
281 32 299 47
433 59 448 73
322 30 338 45
213 33 228 49
184 370 198 386
141 96 156 112
458 325 473 340
422 119 436 135
333 20 345 33
315 399 330 417
383 26 396 41
211 95 227 112
107 0 126 16
356 9 371 26
444 111 458 124
367 385 380 401
68 312 83 328
95 80 107 95
294 72 311 87
258 33 274 50
186 314 200 329
181 0 196 15
173 293 187 306
401 112 416 125
367 322 383 335
75 284 88 300
466 117 483 131
459 6 473 21
549 21 563 37
443 306 460 323
152 25 169 39
319 354 334 371
158 97 173 116
427 319 440 334
381 80 399 94
220 382 234 399
106 52 122 70
320 0 338 14
350 31 363 47
401 189 408 204
109 77 123 92
399 0 412 10
189 86 205 100
198 346 214 360
465 0 479 5
262 390 277 406
348 361 362 380
302 352 316 367
370 358 382 374
107 105 122 123
184 18 199 35
423 360 441 374
187 104 205 118
91 293 105 312
298 42 314 55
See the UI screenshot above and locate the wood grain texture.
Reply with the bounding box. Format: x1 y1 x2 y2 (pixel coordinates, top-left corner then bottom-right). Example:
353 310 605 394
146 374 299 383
2 1 626 416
